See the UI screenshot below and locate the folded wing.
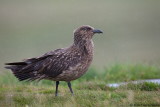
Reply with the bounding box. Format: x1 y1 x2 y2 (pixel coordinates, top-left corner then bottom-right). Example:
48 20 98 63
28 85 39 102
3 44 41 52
5 49 72 81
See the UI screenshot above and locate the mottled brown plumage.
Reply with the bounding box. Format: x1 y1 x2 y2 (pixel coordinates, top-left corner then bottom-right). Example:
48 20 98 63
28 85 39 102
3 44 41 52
5 25 103 96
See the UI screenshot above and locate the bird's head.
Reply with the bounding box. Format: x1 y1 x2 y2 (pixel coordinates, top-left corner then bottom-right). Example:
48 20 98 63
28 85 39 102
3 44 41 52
74 25 103 38
73 25 103 44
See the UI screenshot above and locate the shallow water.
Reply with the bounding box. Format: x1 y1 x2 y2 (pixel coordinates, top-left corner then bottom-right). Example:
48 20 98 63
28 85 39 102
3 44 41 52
107 79 160 88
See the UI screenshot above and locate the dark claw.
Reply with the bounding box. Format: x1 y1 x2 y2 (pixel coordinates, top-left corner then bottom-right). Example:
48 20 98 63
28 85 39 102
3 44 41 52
55 93 58 97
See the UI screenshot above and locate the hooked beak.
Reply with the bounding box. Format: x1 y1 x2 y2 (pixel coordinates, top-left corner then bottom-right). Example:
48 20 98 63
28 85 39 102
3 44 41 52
92 29 103 34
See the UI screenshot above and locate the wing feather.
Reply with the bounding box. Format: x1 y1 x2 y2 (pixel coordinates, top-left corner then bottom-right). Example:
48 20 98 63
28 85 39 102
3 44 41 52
5 48 81 81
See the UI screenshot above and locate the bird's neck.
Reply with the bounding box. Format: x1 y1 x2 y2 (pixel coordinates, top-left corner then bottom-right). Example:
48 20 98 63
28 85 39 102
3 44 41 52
73 39 94 55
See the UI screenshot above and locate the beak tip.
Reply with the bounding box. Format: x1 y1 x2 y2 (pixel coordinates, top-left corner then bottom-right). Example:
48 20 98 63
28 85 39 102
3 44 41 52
93 29 103 34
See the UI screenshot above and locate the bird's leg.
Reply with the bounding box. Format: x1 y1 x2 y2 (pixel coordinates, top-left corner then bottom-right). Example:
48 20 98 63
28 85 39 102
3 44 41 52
67 82 74 95
55 81 59 96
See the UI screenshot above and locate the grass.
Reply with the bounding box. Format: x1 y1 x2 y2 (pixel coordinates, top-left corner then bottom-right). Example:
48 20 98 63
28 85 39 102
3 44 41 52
0 64 160 106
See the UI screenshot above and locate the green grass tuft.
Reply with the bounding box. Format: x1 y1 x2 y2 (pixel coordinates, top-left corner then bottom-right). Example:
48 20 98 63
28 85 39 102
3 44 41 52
104 64 160 83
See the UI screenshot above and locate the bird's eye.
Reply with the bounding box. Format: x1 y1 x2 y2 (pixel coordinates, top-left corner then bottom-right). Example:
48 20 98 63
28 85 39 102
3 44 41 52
87 28 91 30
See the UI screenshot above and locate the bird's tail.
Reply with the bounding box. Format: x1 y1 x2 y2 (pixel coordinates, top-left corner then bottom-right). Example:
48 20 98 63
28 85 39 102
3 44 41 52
5 62 27 70
5 61 35 81
5 62 27 65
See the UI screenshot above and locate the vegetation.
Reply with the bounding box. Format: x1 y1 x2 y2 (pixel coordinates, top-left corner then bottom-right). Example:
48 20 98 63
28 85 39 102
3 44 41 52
0 64 160 106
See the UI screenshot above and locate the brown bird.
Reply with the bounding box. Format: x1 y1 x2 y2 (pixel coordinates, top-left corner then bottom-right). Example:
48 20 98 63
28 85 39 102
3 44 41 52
5 25 103 96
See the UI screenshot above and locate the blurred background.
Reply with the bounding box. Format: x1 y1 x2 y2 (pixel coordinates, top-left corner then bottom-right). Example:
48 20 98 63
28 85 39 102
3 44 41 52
0 0 160 71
